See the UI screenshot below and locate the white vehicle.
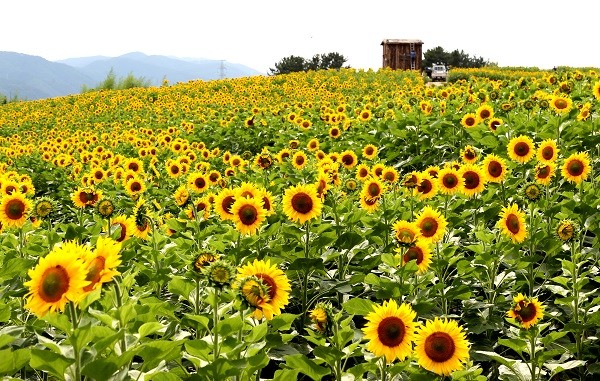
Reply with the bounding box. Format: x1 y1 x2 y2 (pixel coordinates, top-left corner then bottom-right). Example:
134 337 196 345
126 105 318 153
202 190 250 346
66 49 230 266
431 64 448 82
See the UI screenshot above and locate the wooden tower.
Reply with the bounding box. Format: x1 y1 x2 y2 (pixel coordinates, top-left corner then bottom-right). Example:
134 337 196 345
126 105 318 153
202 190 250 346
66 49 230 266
381 39 423 70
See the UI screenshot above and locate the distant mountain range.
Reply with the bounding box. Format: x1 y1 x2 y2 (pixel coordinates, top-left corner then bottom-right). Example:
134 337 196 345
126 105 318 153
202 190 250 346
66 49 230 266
0 51 263 100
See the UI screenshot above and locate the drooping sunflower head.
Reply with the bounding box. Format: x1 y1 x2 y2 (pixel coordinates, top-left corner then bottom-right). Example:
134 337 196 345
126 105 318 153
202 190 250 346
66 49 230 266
391 220 421 247
507 293 544 329
497 203 527 243
362 299 417 363
192 252 220 274
561 151 591 184
556 219 577 242
309 301 334 335
414 317 470 376
0 191 32 229
507 135 536 164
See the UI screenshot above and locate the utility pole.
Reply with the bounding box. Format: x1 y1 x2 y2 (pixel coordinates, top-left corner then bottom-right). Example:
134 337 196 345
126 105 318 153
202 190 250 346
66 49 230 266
219 60 226 79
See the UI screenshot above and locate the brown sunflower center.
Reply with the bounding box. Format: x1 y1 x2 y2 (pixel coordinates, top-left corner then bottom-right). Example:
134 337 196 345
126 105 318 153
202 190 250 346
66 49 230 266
295 156 305 166
40 265 70 303
417 179 432 194
195 177 206 189
359 168 369 178
465 117 476 126
365 147 374 155
515 301 537 322
342 155 354 166
377 316 406 347
537 165 550 178
84 256 106 292
506 214 521 234
541 147 554 160
424 332 456 363
170 165 180 175
487 161 503 177
514 142 530 157
490 120 500 130
464 150 476 160
257 274 277 300
420 217 438 237
222 196 235 215
397 229 416 244
404 246 423 264
463 171 480 190
128 163 139 172
368 183 382 198
262 196 271 211
6 199 26 220
130 182 142 192
479 109 491 119
442 174 458 189
291 192 313 214
567 159 584 176
554 99 568 109
238 204 259 225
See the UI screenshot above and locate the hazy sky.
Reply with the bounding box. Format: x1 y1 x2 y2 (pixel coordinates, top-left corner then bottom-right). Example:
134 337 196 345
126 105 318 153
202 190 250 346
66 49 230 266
3 1 598 73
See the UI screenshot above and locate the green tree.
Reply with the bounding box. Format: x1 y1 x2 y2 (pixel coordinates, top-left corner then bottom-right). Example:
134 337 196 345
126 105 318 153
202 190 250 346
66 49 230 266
81 68 152 93
269 52 349 75
423 47 494 69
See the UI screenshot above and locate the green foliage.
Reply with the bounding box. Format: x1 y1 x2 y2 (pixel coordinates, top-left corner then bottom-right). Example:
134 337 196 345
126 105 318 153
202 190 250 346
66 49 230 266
423 46 495 69
269 52 348 75
81 68 152 92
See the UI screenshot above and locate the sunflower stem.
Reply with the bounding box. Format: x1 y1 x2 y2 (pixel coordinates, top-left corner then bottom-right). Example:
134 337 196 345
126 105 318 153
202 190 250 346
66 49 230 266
67 301 82 381
212 288 221 363
113 282 128 353
379 357 387 381
571 239 582 360
529 329 537 381
304 221 310 259
528 203 536 296
382 194 389 247
500 181 507 207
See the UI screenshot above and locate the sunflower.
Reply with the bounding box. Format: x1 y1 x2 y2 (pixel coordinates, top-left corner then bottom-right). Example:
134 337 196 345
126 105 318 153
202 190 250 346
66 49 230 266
507 293 544 329
359 193 380 213
425 165 440 179
459 164 486 198
166 161 183 178
314 171 331 200
282 184 322 224
236 259 291 320
34 197 55 219
549 94 573 114
124 177 146 197
187 196 212 220
204 260 236 288
230 197 266 235
536 139 559 164
292 151 308 170
498 203 527 243
561 152 591 184
96 199 115 219
371 163 385 178
414 317 470 376
173 185 191 207
329 126 342 139
535 162 556 186
188 172 209 193
487 117 503 133
415 206 447 244
82 237 122 293
391 220 421 246
481 154 507 183
0 191 32 229
110 215 134 242
212 187 237 221
276 148 292 163
132 198 151 240
593 81 600 101
460 145 478 164
71 187 102 208
556 219 577 242
437 168 463 195
258 189 276 217
24 242 90 316
398 240 432 273
307 138 320 152
362 299 417 363
476 104 494 121
358 109 372 122
460 113 479 129
356 164 371 181
507 135 536 164
309 301 333 334
414 172 438 200
340 150 358 169
362 144 378 160
381 167 399 184
361 177 386 201
234 181 260 200
192 252 220 274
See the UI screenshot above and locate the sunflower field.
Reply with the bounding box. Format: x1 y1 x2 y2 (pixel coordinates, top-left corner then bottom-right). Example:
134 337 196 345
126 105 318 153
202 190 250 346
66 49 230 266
0 66 598 381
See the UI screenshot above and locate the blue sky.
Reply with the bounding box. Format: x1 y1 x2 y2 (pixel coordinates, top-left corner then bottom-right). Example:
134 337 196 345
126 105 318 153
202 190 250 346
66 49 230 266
3 0 598 73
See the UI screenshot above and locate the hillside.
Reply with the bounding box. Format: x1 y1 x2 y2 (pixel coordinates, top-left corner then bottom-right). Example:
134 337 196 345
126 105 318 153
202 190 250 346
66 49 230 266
1 51 263 100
